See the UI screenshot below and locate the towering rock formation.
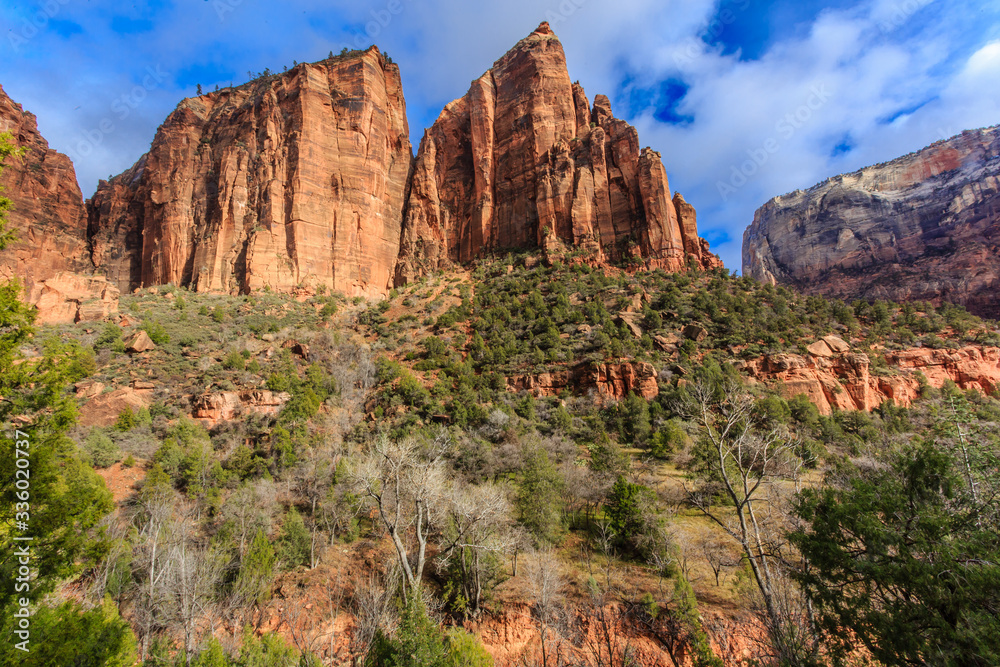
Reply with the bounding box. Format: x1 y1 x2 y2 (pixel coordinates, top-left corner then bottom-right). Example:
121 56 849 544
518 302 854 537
0 85 91 292
744 126 1000 318
88 47 412 297
394 22 719 283
10 23 716 301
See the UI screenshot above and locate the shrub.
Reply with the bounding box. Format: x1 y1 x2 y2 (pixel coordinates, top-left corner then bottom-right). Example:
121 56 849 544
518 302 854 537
17 599 138 667
605 475 655 548
116 406 138 431
84 429 121 468
141 320 170 345
649 418 686 459
236 529 277 605
95 322 123 351
222 350 246 370
366 592 492 667
278 507 311 569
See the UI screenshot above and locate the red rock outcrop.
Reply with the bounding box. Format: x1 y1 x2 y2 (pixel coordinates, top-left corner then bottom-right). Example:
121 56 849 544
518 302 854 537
78 386 153 428
8 25 721 303
0 85 91 292
191 389 291 427
743 126 1000 318
508 360 659 399
87 47 412 298
394 23 719 284
28 271 119 324
740 341 1000 415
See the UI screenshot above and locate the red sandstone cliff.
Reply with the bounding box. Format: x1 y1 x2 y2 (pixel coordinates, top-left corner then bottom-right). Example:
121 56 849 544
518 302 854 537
394 22 720 284
0 84 91 292
87 47 412 298
743 126 1000 318
14 24 719 302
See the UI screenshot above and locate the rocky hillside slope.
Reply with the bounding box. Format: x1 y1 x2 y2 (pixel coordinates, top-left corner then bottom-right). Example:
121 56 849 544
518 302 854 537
743 126 1000 318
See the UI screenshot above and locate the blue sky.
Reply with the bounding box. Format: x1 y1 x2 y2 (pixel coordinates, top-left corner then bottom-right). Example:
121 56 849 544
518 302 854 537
2 0 998 271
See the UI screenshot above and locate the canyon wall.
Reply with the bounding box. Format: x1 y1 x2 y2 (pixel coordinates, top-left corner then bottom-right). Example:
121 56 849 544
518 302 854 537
0 85 91 292
395 22 720 283
743 126 1000 318
87 47 412 298
7 24 717 302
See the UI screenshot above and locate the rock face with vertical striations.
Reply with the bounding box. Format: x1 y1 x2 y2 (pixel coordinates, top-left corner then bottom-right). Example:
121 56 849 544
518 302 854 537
7 24 718 302
87 47 412 298
0 84 91 293
743 126 1000 318
394 22 719 284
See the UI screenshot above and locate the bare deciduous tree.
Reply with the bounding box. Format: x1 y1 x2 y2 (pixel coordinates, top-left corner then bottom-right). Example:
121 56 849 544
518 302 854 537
218 479 277 557
523 547 571 667
129 473 175 661
160 520 223 667
351 431 451 591
697 530 738 587
679 379 819 666
350 559 400 660
436 482 514 618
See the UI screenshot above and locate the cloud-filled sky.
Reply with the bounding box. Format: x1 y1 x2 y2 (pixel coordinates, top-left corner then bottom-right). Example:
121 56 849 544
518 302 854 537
2 0 998 271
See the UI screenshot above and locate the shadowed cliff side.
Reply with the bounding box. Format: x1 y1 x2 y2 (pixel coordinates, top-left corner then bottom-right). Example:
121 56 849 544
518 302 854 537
0 84 91 292
743 125 1000 318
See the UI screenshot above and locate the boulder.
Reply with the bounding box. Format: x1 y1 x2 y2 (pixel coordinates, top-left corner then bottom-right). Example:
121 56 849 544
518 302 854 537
617 313 644 339
653 333 681 352
78 387 151 427
683 324 708 342
126 330 157 353
806 340 835 357
821 335 850 353
281 340 310 359
75 381 105 399
191 390 292 427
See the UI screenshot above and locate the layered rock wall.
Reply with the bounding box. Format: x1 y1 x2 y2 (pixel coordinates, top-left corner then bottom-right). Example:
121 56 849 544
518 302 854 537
743 126 1000 318
0 85 91 292
88 47 412 298
740 341 1000 415
395 22 719 283
11 24 717 303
